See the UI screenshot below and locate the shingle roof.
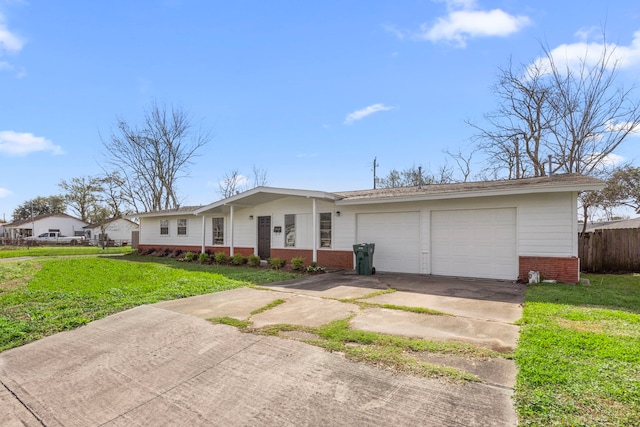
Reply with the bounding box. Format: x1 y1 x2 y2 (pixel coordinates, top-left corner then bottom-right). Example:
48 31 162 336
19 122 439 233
4 213 81 227
585 217 640 231
130 205 202 218
335 173 604 202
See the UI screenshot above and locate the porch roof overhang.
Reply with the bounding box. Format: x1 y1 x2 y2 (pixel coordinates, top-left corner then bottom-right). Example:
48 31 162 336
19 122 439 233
193 186 343 215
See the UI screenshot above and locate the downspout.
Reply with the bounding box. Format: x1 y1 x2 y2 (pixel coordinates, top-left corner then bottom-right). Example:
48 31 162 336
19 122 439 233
229 205 235 256
312 198 317 263
200 215 205 253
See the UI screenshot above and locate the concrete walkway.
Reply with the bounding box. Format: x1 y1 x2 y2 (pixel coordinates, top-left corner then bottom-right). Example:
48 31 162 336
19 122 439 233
0 271 525 426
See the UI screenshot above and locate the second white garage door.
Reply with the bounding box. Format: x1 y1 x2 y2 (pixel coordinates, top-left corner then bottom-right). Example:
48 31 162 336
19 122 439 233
356 212 421 274
431 208 517 280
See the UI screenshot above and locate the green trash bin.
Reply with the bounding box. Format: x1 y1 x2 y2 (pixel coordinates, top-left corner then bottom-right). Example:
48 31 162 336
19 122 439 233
353 243 375 275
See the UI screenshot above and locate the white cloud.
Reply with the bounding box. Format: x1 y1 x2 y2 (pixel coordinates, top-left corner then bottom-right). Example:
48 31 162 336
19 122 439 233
0 13 25 55
416 0 530 47
382 24 406 40
0 187 11 198
529 31 640 76
344 103 395 125
584 152 625 170
606 120 640 135
0 131 64 156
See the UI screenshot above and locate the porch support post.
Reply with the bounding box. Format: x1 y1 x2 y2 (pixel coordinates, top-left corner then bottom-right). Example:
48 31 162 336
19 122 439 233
200 215 206 253
312 198 317 263
229 205 235 256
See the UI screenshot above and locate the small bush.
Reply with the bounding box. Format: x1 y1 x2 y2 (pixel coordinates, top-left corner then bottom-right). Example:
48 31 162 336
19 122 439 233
213 251 228 264
268 257 286 270
184 251 196 262
231 253 247 265
291 257 305 270
198 252 210 263
248 254 261 267
306 261 325 273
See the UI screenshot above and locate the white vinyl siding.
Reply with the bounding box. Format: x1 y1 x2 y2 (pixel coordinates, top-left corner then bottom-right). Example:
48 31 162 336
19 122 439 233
135 190 580 280
517 192 576 256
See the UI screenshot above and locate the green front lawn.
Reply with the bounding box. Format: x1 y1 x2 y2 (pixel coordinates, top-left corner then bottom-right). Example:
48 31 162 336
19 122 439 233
0 254 300 352
2 251 638 426
0 245 134 258
515 274 640 426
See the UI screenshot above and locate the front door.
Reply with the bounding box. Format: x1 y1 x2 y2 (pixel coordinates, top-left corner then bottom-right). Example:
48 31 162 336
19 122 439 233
257 216 271 259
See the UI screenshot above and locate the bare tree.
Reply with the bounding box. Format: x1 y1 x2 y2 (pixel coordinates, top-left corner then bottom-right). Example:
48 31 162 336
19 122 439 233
218 166 269 198
87 205 114 248
544 40 640 175
103 101 211 212
444 148 475 182
218 169 246 198
98 171 128 218
251 165 269 187
468 57 553 178
377 165 454 189
58 176 104 222
470 36 640 179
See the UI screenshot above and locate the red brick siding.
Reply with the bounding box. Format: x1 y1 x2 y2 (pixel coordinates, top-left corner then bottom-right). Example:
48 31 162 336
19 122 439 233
519 256 579 284
318 250 353 269
137 245 254 257
138 244 201 253
270 248 353 269
270 248 313 263
207 246 254 257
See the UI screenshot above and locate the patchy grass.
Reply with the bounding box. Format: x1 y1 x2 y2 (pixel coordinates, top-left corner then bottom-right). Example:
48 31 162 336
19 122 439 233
311 317 498 381
250 299 287 315
217 315 502 382
514 273 640 427
338 289 449 315
211 316 251 329
0 255 300 352
0 246 134 258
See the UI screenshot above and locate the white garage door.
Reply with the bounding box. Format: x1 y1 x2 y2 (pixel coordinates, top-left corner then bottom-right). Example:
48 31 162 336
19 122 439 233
431 208 517 280
356 212 421 274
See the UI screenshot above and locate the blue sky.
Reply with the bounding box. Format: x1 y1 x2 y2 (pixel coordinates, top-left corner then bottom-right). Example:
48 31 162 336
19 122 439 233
1 0 640 219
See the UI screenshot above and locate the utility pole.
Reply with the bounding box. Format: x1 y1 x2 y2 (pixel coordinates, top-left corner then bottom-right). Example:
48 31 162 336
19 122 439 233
514 137 520 178
372 157 379 189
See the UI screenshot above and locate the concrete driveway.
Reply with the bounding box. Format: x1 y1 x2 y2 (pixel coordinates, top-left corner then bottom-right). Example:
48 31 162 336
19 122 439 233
0 271 525 426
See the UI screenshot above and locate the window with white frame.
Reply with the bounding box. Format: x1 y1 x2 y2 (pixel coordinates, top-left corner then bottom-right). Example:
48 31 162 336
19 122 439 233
320 212 331 248
212 217 224 245
285 214 295 247
160 219 169 236
177 218 187 236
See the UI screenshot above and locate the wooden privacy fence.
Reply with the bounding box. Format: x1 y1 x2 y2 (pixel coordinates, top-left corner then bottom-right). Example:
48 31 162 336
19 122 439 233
578 228 640 273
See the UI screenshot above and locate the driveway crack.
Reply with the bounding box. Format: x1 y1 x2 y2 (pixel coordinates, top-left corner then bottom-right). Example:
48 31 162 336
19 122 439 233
1 379 47 426
96 335 269 426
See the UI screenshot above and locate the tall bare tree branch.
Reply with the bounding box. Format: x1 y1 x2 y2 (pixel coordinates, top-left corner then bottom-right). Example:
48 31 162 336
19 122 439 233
102 101 211 212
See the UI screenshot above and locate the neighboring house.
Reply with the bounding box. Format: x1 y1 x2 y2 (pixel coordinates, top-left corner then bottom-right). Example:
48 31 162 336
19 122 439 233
0 221 6 243
3 213 88 239
83 217 139 245
133 174 604 283
582 217 640 232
